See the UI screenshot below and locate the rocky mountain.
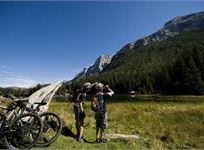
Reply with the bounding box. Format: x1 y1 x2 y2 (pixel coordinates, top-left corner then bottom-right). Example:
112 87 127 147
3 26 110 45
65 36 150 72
73 28 204 94
73 55 112 80
136 11 204 46
74 11 204 78
69 11 204 95
107 11 204 69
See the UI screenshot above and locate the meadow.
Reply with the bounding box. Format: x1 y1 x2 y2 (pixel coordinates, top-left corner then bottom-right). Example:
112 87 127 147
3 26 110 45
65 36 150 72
46 95 204 150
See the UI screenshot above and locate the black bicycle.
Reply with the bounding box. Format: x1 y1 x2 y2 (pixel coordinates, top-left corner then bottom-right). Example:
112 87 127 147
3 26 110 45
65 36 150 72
28 101 62 147
0 99 43 149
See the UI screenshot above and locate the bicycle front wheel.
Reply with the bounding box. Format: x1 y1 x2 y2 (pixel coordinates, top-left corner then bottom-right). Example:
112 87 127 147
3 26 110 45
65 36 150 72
4 113 43 149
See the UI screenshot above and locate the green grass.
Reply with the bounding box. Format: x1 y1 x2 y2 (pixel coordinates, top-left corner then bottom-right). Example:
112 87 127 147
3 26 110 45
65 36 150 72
44 96 204 150
1 96 204 149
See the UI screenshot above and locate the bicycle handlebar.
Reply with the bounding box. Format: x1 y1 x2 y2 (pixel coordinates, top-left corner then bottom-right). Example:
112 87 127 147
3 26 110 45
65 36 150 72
34 102 47 106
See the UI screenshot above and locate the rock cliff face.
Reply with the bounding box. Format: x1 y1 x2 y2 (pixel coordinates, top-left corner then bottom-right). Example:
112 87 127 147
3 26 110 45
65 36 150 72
86 55 112 75
73 55 112 80
118 11 204 54
137 11 204 46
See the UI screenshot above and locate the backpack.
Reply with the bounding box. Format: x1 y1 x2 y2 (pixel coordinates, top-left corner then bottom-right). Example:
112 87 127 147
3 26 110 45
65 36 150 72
72 89 86 103
72 89 80 103
91 97 100 112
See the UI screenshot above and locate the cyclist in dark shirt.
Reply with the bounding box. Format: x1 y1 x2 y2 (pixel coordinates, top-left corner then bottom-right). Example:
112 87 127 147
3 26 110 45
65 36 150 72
73 82 91 142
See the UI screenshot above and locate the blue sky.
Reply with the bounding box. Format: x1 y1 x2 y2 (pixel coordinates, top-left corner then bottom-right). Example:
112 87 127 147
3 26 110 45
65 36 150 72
0 1 204 87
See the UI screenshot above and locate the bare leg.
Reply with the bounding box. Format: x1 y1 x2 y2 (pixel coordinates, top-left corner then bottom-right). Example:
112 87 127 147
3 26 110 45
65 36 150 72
100 128 108 143
96 127 100 140
79 126 84 139
100 129 105 139
75 122 80 139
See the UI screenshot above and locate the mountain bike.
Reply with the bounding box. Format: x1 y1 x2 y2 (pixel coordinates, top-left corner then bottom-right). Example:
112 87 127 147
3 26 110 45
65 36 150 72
26 101 62 147
1 96 62 147
0 99 43 149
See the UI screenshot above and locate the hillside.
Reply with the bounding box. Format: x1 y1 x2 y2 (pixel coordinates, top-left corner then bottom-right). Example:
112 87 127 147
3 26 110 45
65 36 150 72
69 11 204 95
71 28 204 95
105 11 204 71
73 11 204 77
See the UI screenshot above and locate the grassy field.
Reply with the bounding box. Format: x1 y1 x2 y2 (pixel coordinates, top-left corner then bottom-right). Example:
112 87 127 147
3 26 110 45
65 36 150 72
1 96 204 149
44 95 204 150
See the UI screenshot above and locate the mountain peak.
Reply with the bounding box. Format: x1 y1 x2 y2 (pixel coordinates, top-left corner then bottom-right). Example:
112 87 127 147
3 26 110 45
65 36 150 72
94 55 113 71
73 54 112 80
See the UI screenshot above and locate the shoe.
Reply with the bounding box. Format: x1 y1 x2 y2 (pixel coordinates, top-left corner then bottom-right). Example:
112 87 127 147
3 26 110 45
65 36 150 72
100 138 108 143
95 138 100 143
77 137 85 142
81 136 88 143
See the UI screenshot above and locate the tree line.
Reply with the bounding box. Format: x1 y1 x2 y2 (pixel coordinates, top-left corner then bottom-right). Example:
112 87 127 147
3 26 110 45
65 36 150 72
0 84 47 98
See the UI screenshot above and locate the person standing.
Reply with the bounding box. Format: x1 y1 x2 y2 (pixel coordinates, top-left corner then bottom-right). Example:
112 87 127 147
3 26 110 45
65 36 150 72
92 82 114 143
72 82 91 142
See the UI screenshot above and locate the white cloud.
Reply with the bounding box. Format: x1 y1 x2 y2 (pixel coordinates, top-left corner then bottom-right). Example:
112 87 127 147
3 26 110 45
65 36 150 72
0 77 36 88
0 64 11 69
1 65 6 69
0 64 37 88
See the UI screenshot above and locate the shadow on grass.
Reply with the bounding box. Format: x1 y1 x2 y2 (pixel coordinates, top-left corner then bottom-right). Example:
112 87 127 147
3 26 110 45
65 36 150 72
61 126 96 144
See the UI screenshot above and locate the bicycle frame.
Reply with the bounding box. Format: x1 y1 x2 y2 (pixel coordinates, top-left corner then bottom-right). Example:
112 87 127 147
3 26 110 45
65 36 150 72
0 105 21 122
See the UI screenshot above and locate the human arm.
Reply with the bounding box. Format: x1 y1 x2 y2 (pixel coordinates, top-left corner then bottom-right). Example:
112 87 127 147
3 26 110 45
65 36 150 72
79 102 84 112
103 85 114 97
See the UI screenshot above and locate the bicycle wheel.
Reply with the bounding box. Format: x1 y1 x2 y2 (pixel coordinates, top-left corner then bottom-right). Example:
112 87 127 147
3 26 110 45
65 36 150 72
4 113 43 149
0 112 6 129
35 112 62 147
0 113 6 148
